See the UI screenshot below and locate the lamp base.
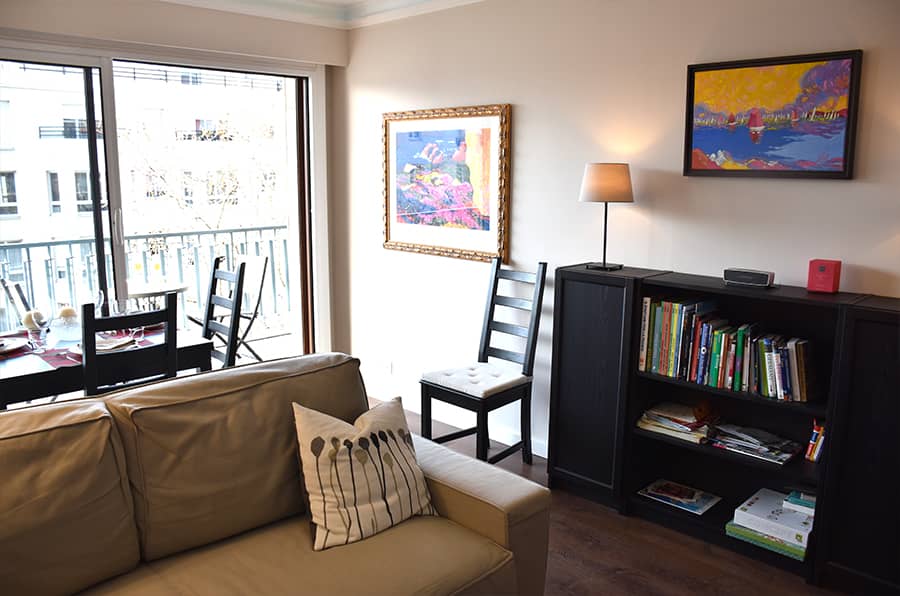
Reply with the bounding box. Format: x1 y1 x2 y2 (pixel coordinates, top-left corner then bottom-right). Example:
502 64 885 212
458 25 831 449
586 262 624 271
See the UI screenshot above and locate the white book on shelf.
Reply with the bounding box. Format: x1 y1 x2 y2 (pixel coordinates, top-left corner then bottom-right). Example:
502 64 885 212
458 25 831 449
733 488 813 548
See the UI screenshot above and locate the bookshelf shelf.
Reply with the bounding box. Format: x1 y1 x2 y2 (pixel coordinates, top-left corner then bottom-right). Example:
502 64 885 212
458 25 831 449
635 370 828 419
632 427 819 486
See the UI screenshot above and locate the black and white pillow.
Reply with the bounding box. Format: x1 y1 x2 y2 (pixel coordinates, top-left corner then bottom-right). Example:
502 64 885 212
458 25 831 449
292 398 436 550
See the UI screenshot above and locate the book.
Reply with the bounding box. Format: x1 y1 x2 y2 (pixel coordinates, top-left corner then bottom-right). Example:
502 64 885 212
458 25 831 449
708 424 802 465
740 330 753 393
723 332 737 389
773 342 785 400
733 324 749 392
651 303 663 374
762 337 777 398
638 297 652 371
733 488 814 548
659 302 672 376
783 491 816 516
787 338 801 402
726 521 806 561
688 314 703 382
639 479 721 515
669 302 683 377
637 416 708 444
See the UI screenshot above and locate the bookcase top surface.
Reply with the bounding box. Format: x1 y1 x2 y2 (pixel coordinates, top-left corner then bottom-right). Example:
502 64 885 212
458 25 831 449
855 295 900 313
557 264 666 279
641 272 866 307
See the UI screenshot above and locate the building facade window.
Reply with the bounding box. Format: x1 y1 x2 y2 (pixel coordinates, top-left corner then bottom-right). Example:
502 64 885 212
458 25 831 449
48 171 61 213
75 171 92 212
0 172 17 216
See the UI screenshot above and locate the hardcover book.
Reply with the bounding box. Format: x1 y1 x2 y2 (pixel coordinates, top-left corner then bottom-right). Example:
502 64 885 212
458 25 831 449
639 479 721 515
733 488 813 547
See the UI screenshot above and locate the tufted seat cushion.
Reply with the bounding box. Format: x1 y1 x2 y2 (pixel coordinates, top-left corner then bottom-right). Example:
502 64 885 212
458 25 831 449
421 362 530 398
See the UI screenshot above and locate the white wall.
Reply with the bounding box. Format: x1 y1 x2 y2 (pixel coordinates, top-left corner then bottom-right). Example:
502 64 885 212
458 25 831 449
2 0 348 66
329 0 900 457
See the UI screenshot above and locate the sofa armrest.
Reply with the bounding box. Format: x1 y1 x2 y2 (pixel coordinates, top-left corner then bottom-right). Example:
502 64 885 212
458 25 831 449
413 435 551 596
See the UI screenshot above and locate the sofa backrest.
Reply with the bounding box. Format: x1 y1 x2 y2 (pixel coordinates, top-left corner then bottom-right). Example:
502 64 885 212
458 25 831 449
104 352 369 561
0 400 140 595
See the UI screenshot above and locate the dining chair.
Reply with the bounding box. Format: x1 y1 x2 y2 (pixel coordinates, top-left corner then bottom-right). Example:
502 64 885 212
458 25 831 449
1 278 31 326
420 258 547 464
196 256 246 368
81 292 178 396
232 255 268 363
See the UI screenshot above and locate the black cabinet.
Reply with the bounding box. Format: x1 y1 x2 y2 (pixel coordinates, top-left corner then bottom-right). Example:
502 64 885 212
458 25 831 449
547 266 661 506
817 298 900 593
548 264 900 593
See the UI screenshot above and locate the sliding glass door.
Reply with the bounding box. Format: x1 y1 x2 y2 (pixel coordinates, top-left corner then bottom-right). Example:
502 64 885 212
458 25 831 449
0 59 110 328
0 53 313 355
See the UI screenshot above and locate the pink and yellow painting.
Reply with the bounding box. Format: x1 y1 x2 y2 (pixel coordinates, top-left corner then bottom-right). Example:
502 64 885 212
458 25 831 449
686 51 861 177
394 127 492 230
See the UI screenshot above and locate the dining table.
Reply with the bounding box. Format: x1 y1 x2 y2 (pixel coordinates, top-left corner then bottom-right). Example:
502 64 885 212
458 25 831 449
0 327 213 409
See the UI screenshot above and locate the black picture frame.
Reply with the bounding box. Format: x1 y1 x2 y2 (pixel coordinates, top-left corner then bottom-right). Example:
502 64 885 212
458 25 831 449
683 50 863 179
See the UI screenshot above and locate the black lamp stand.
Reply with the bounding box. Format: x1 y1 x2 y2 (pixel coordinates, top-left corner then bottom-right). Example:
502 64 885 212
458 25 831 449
586 201 623 271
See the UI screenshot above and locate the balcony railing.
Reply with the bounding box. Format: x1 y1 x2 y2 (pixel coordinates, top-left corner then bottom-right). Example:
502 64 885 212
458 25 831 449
0 225 293 334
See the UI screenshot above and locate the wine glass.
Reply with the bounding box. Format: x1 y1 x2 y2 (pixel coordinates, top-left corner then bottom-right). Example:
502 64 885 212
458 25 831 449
95 288 106 317
27 310 51 354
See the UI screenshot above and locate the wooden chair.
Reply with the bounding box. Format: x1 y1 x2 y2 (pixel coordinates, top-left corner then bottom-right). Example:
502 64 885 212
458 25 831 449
81 292 177 396
232 255 268 363
420 258 547 464
198 256 246 368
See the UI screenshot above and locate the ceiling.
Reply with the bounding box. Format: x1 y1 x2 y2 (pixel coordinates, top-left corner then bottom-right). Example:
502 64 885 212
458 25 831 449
158 0 485 29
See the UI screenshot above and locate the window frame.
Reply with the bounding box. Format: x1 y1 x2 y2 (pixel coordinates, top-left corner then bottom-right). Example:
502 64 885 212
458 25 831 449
0 35 331 351
47 170 61 214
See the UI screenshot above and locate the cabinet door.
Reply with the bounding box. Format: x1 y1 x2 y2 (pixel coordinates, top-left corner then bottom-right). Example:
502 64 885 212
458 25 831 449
821 307 900 592
548 274 631 502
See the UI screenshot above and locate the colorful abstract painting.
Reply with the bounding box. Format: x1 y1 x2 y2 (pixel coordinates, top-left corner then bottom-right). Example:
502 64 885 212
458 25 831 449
384 105 510 262
394 127 491 230
684 51 862 178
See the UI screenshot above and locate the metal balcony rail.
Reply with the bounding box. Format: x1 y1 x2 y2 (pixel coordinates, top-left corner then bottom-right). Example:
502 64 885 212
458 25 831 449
0 225 292 333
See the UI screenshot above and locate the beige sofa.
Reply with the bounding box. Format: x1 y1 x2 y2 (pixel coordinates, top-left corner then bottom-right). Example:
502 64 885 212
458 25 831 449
0 353 551 595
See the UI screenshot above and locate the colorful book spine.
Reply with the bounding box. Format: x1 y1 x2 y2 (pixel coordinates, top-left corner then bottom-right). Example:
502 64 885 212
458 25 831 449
708 329 723 388
638 297 651 372
773 345 785 400
733 324 748 392
696 322 711 384
668 303 682 378
724 332 737 389
651 303 663 374
659 302 672 376
688 316 703 382
763 338 777 398
726 522 806 561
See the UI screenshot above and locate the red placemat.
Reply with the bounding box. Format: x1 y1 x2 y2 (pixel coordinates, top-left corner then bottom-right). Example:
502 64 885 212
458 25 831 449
0 329 161 367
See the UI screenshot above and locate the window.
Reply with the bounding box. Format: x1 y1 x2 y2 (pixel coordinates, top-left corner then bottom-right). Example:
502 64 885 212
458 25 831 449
145 172 166 198
180 72 201 85
0 101 11 150
0 172 17 216
75 172 92 212
48 171 61 213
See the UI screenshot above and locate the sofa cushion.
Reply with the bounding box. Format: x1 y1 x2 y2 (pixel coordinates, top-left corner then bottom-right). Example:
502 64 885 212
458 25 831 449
0 400 140 595
293 398 436 550
85 515 516 595
105 353 369 561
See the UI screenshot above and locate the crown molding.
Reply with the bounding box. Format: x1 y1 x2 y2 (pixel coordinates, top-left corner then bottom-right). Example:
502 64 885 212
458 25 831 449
157 0 484 29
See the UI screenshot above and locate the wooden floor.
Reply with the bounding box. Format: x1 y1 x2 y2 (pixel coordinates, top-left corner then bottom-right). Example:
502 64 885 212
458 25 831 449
402 406 836 596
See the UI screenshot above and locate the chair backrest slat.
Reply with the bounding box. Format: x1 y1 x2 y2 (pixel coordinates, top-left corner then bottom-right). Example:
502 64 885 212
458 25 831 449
478 258 547 376
490 320 529 338
494 295 532 311
497 269 536 284
486 346 525 365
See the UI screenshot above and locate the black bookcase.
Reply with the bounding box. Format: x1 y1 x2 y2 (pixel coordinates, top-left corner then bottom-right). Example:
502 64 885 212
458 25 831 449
547 264 900 591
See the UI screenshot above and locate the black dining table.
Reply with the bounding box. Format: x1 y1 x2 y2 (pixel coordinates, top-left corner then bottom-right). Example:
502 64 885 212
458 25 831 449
0 330 213 409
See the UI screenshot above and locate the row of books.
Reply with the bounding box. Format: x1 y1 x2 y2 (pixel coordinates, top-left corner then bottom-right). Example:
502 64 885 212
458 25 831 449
637 402 803 465
637 297 816 402
727 488 815 561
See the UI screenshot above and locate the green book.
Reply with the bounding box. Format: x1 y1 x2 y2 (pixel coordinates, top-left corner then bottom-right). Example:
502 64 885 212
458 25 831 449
644 302 657 372
733 324 749 392
726 521 806 561
668 302 683 378
651 304 663 374
758 337 770 397
707 329 723 388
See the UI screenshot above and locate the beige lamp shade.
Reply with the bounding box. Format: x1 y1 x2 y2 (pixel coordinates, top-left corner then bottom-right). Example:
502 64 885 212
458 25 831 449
578 163 634 204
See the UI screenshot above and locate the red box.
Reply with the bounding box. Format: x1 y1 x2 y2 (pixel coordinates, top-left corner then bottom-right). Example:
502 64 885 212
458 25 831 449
807 259 842 293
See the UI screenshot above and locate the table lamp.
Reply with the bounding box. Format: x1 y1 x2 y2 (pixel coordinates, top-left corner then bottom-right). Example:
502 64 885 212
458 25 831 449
579 162 633 271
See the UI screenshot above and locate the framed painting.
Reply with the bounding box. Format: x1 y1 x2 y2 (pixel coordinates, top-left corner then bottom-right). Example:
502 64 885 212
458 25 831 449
383 104 510 262
684 50 862 179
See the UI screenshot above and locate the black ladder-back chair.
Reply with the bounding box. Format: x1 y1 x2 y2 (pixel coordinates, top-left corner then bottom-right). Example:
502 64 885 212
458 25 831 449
420 258 547 464
200 256 246 368
1 278 31 326
81 292 178 396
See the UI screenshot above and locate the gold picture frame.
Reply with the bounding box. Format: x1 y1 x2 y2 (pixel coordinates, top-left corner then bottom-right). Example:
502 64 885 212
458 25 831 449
383 104 511 262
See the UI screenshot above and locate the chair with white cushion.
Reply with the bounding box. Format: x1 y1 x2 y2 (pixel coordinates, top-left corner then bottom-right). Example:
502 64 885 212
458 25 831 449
420 258 547 464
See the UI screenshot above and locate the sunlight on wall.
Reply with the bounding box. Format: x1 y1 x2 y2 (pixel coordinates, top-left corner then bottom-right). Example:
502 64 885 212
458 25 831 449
591 122 662 159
